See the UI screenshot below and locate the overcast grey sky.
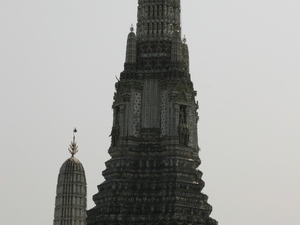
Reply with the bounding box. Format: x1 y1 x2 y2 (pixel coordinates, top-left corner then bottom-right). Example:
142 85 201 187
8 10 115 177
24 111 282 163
1 1 300 225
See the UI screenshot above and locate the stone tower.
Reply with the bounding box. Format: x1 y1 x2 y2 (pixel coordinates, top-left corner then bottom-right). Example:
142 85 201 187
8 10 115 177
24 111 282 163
53 131 87 225
87 1 217 225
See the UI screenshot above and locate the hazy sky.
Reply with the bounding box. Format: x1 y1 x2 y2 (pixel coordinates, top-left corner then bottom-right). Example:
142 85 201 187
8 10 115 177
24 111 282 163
1 1 300 225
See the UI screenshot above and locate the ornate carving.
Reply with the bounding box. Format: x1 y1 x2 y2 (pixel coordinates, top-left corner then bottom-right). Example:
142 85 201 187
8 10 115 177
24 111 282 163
172 79 193 103
178 110 189 146
161 90 168 136
87 1 217 225
109 126 120 147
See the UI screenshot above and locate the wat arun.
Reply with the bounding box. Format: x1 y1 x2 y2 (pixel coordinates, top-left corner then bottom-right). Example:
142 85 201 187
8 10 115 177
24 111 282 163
53 1 218 225
87 1 217 224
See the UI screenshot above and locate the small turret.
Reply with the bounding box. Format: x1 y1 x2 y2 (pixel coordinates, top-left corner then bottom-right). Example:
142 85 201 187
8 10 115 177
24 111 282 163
53 129 87 225
171 30 182 62
125 25 137 64
182 35 190 72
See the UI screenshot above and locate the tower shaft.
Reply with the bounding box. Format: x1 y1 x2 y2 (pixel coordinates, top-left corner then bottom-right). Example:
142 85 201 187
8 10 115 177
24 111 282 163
137 0 181 39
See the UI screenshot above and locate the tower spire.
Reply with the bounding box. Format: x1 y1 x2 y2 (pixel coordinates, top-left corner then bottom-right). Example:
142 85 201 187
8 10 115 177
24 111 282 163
68 128 78 157
53 127 87 225
125 25 137 64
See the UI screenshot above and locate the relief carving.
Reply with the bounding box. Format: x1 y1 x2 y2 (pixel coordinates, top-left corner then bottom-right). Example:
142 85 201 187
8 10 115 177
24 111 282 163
178 106 189 145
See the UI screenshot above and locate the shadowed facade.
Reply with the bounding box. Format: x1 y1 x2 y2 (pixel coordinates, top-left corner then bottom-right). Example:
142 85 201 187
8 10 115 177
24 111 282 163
87 1 217 225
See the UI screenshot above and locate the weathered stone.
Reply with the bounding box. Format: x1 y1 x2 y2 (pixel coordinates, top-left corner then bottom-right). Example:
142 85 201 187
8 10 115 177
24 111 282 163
87 1 217 225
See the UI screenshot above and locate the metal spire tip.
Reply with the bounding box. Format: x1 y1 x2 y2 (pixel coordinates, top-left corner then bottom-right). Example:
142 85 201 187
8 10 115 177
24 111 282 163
69 128 78 157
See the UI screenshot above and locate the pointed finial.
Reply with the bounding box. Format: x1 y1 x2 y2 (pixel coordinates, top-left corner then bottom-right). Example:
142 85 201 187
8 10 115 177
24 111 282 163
130 24 134 32
183 35 187 43
68 128 78 157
